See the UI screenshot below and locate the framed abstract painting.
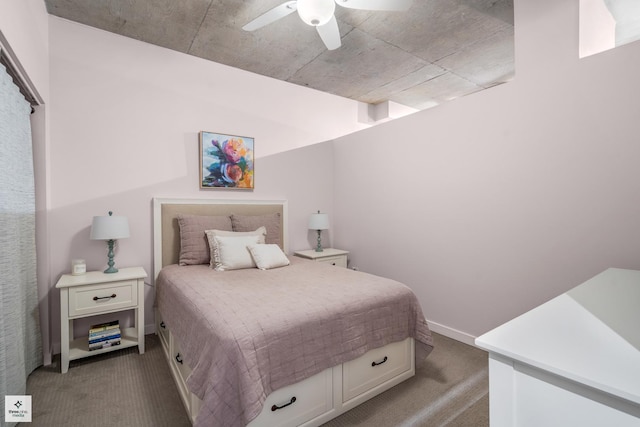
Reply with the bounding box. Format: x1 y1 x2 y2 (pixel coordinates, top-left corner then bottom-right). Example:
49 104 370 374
199 131 254 190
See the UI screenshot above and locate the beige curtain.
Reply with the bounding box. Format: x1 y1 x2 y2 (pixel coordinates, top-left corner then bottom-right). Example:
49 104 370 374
0 60 42 425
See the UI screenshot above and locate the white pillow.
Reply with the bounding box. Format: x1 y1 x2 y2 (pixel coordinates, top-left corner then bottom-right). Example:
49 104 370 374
205 226 267 241
205 227 267 268
206 234 264 271
247 244 290 270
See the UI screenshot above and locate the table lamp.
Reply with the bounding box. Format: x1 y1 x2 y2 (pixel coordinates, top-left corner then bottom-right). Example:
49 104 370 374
308 210 329 252
90 211 130 273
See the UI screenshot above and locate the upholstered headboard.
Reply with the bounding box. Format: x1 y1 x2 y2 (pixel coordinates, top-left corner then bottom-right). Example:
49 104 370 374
152 198 288 279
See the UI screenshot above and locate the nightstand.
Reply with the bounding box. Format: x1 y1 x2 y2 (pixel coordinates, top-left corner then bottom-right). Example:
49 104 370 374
293 248 349 268
56 266 147 373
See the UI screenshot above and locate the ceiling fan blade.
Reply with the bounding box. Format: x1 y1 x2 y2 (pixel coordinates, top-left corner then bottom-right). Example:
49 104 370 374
316 15 341 50
335 0 412 11
242 1 298 31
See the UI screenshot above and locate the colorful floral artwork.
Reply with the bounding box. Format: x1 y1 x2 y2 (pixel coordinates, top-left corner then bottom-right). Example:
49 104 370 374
199 131 254 190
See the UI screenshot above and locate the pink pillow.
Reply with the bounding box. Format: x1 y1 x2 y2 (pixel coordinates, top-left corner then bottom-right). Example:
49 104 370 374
231 213 281 247
177 214 232 265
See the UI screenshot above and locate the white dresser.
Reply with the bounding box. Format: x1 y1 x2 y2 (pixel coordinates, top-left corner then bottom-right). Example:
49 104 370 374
475 268 640 426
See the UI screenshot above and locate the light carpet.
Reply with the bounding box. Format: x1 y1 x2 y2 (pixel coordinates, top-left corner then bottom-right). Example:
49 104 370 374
24 332 487 426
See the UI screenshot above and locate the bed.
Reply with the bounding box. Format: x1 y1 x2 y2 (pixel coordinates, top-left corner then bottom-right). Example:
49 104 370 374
152 198 434 427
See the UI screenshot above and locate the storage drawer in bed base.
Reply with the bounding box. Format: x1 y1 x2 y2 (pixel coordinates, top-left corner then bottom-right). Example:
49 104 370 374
155 310 200 424
155 310 415 426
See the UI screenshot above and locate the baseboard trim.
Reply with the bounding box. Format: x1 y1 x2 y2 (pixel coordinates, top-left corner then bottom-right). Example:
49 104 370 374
426 320 478 347
52 342 60 357
145 322 156 335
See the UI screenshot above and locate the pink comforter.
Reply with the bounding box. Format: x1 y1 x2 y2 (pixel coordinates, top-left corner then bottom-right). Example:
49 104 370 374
156 257 433 426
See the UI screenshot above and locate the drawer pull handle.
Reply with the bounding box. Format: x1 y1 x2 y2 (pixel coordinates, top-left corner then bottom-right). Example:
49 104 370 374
271 396 296 412
331 262 336 265
160 321 166 329
93 294 116 301
372 356 388 367
175 353 183 364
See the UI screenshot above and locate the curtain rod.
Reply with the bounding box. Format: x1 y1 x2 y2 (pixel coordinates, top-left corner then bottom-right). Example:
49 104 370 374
0 50 38 107
0 29 42 108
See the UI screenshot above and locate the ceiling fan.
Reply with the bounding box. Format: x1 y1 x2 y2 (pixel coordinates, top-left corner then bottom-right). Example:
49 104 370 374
242 0 413 50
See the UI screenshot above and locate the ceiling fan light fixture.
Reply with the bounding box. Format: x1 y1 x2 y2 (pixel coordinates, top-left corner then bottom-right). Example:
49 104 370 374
297 0 336 26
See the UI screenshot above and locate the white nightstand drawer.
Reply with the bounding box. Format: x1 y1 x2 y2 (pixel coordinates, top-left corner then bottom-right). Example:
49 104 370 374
68 280 137 317
293 248 349 268
316 256 347 268
342 338 412 401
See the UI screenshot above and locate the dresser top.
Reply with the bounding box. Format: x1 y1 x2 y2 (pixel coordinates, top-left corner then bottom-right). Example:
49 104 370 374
476 268 640 405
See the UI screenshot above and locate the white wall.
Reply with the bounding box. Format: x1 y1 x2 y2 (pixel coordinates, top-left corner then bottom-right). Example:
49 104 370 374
332 0 640 342
47 17 348 349
579 0 616 58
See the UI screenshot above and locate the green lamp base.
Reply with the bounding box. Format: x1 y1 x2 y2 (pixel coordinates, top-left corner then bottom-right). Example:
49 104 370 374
315 230 324 252
104 239 119 274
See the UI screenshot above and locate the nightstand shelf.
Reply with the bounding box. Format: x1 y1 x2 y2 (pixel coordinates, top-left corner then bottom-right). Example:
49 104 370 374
293 248 349 268
56 266 147 373
68 327 139 358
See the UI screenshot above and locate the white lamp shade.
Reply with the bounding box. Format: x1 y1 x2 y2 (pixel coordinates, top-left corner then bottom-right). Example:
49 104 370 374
308 212 330 230
297 0 336 26
90 213 130 240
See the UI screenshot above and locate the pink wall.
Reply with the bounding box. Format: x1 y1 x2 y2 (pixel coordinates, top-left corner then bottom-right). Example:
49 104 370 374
332 0 640 343
0 0 52 364
48 17 346 350
10 0 640 356
0 0 49 99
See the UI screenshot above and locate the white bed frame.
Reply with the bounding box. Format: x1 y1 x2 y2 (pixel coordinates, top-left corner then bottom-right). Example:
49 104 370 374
152 198 416 426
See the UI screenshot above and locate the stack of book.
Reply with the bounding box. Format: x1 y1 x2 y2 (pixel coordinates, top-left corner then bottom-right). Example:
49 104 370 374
88 320 121 351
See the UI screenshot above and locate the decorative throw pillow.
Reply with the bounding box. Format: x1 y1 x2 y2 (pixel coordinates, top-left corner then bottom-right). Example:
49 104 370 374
177 214 233 265
205 226 267 244
231 213 281 247
247 244 290 270
205 227 267 271
208 235 263 271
